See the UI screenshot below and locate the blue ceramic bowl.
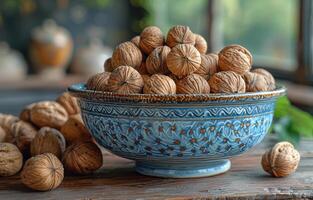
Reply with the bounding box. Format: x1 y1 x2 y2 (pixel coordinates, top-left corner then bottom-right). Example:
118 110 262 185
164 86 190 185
69 83 285 178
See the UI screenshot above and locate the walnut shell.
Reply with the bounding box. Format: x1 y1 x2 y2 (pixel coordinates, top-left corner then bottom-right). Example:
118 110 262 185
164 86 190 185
243 72 269 92
0 126 5 142
176 74 210 94
130 35 140 47
194 34 207 54
252 68 276 90
135 61 148 75
30 101 68 129
21 153 64 191
167 44 201 77
103 58 114 72
30 127 66 159
86 72 111 91
60 114 91 144
209 71 246 93
20 103 36 122
0 143 23 176
0 114 19 143
144 74 176 95
261 141 300 177
111 41 142 69
11 121 37 155
56 92 80 115
63 141 103 174
166 25 195 48
218 45 252 75
139 26 164 54
141 74 150 85
146 46 171 75
107 66 144 94
195 54 219 79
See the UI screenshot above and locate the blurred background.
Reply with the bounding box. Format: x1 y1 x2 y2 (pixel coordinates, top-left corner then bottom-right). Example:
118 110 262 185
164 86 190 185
0 0 313 142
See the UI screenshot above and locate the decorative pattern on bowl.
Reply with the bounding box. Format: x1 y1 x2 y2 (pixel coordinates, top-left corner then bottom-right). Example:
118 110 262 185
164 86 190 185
69 83 285 178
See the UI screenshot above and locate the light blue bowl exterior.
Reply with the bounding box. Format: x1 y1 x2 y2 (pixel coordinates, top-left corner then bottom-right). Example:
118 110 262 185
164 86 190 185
69 83 285 178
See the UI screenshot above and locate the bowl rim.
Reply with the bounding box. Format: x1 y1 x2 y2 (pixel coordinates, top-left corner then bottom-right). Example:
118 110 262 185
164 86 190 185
68 83 286 103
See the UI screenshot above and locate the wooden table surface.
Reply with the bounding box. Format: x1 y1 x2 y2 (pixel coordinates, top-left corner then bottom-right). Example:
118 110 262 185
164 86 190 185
0 137 312 200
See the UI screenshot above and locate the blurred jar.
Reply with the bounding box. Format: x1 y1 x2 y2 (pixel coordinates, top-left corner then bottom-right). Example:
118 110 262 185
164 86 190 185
29 19 73 79
71 39 112 76
0 42 27 81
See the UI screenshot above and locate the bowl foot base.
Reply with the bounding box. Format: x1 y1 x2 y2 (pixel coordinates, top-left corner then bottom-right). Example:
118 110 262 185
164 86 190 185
135 159 231 178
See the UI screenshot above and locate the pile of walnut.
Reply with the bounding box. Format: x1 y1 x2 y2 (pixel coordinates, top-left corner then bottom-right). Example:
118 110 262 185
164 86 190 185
0 93 103 191
87 25 276 95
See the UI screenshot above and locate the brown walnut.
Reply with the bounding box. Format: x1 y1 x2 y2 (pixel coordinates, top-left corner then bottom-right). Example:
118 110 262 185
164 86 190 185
0 114 19 143
103 58 114 72
166 25 195 48
63 141 103 174
130 35 140 48
252 68 276 90
194 34 207 54
139 26 164 54
21 153 64 191
11 121 37 155
20 103 36 122
218 45 252 75
111 41 142 69
135 61 149 75
0 143 23 176
30 101 68 129
167 44 201 77
107 66 144 94
176 74 210 94
56 92 80 115
261 141 300 177
195 53 219 80
86 72 111 91
243 72 269 92
146 46 171 75
143 74 176 95
209 71 246 93
0 126 5 142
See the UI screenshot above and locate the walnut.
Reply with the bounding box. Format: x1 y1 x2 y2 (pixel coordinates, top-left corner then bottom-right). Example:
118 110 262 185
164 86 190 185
141 74 150 85
103 58 114 72
21 153 64 191
166 25 195 48
0 114 19 143
144 74 176 95
0 126 5 142
60 114 91 144
194 34 207 54
56 92 80 115
11 121 37 155
139 26 164 54
131 35 140 47
63 141 103 174
167 44 201 77
107 66 144 94
261 141 300 177
195 54 219 80
135 61 148 75
146 46 171 75
30 127 66 159
86 72 111 91
252 68 276 90
30 101 68 129
0 143 23 176
218 45 252 75
111 41 142 69
176 74 210 94
243 72 269 92
20 103 36 122
209 71 246 93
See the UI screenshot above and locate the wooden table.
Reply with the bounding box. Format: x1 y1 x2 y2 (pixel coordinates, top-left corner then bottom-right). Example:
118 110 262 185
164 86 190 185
0 137 312 200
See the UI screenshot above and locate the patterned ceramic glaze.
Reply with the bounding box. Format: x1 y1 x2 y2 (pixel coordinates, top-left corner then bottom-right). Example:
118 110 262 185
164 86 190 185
69 83 285 178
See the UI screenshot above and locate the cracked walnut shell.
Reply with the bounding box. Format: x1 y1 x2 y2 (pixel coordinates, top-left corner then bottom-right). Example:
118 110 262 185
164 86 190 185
146 46 171 75
30 101 68 129
218 45 252 75
194 34 207 54
252 68 276 90
195 54 219 80
21 153 64 191
11 121 37 155
139 26 164 54
86 72 111 92
56 92 80 115
209 71 246 93
261 141 300 177
107 66 144 94
0 114 19 143
0 143 23 176
166 25 195 48
243 72 269 92
176 74 210 94
30 127 66 159
111 41 142 69
144 74 176 95
63 141 103 174
167 44 201 77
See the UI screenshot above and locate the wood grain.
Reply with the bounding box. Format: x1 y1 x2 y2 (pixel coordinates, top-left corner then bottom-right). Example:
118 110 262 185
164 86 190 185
0 137 312 200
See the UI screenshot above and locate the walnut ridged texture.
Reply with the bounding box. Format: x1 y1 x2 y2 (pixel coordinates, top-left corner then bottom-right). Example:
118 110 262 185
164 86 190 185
209 71 246 93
